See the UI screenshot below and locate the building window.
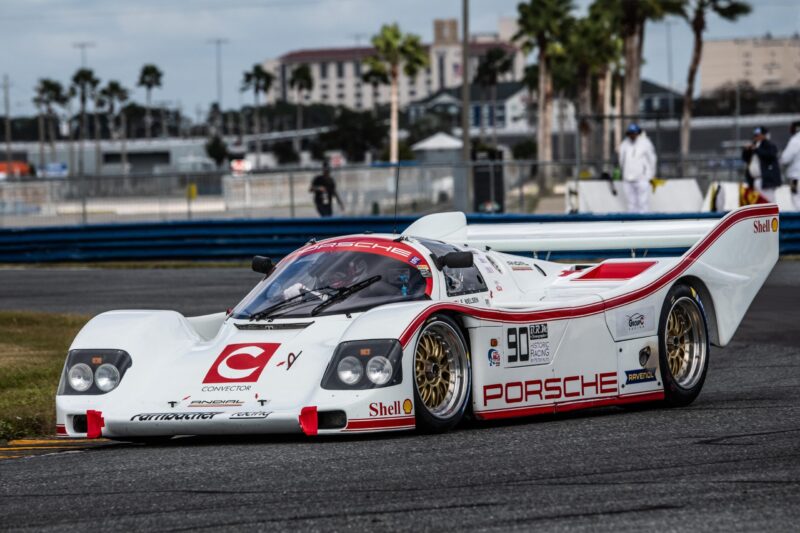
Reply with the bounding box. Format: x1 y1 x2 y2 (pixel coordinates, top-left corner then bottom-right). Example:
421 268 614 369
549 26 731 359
437 53 446 89
337 61 345 78
337 93 345 101
320 62 328 79
337 82 344 89
354 61 362 77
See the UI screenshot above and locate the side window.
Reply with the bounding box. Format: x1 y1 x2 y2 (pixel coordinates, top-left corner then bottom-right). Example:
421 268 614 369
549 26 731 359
443 265 487 297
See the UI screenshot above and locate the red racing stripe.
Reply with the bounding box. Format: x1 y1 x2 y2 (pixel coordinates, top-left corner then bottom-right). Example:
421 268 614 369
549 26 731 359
399 205 778 347
474 391 665 420
344 416 415 431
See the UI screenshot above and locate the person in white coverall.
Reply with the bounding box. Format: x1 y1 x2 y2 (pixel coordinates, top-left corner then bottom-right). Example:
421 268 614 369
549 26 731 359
618 123 657 214
780 121 800 210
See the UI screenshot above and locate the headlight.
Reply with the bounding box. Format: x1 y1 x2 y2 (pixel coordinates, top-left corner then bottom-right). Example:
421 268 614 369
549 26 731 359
337 356 363 385
68 363 93 392
57 349 132 396
366 356 392 386
322 339 403 390
95 364 121 392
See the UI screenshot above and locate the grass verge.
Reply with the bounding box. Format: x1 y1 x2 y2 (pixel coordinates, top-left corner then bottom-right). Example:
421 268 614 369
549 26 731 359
0 311 89 442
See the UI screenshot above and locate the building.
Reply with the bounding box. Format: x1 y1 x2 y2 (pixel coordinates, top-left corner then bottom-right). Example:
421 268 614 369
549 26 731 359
640 80 683 117
700 34 800 95
263 18 526 110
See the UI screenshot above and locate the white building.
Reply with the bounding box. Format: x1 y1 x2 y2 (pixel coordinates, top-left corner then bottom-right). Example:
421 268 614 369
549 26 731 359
263 18 526 110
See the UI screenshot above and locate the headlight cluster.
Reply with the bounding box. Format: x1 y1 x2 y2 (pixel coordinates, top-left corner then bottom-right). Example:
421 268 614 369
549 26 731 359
322 339 403 390
58 349 132 395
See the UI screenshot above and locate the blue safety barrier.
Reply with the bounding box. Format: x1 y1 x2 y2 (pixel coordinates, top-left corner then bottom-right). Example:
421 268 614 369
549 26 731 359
0 211 797 263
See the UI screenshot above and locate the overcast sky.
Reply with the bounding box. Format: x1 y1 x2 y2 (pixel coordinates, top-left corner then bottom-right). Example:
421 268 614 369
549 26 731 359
2 0 799 118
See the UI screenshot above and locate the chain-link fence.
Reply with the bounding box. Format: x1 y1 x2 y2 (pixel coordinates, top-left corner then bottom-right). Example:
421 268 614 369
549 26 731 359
0 156 750 228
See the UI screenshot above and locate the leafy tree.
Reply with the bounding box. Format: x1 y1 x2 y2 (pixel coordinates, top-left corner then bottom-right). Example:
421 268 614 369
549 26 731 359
678 0 751 156
364 23 429 163
71 68 99 175
137 64 163 139
33 79 67 164
514 0 574 183
289 63 314 152
320 108 388 162
241 64 274 169
205 135 229 167
272 140 299 165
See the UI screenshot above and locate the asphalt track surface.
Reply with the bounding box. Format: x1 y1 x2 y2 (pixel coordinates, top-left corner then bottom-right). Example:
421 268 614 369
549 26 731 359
1 263 799 531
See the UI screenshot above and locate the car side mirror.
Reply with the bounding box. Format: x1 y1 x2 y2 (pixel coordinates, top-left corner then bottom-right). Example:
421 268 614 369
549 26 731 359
252 255 275 275
433 251 474 270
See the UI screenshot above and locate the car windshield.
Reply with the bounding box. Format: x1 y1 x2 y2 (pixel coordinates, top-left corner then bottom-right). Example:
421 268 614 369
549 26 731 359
232 239 433 319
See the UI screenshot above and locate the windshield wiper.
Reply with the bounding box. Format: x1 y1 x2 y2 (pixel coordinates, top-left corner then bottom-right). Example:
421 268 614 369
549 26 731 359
310 275 381 317
248 286 336 321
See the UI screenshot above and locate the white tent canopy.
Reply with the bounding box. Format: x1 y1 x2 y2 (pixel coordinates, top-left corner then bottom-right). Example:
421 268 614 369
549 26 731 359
411 132 463 152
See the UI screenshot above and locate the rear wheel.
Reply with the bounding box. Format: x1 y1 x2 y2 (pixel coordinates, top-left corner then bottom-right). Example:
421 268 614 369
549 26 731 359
659 285 710 406
413 315 471 432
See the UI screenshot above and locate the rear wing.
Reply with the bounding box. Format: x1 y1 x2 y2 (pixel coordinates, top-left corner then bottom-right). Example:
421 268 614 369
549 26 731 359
403 211 718 253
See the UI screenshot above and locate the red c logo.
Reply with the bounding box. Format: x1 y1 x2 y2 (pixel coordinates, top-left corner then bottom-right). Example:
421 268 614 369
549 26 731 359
203 343 280 384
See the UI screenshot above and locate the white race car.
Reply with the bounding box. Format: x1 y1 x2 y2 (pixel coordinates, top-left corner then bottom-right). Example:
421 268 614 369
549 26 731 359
56 204 779 439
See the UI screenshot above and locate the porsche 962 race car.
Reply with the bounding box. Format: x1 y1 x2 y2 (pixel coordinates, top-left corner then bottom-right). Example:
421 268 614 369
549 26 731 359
56 204 779 438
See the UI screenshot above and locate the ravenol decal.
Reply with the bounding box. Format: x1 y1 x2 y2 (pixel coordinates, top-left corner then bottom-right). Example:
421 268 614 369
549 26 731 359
203 343 280 384
625 368 657 385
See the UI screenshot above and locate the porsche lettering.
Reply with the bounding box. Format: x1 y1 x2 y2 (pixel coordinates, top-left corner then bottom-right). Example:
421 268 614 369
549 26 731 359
482 372 618 406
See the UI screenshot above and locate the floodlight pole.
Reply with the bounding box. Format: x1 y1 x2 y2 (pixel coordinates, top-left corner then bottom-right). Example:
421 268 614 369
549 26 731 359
460 0 472 212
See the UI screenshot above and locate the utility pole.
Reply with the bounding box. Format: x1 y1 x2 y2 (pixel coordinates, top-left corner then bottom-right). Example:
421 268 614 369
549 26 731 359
460 0 472 212
72 41 96 68
208 38 229 113
3 75 11 174
665 21 674 118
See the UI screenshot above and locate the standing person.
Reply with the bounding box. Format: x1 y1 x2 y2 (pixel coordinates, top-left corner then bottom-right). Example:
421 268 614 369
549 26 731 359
618 123 657 214
309 160 345 217
780 121 800 210
742 126 781 202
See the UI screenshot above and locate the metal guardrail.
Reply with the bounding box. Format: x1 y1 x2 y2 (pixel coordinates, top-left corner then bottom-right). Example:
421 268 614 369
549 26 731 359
1 211 797 263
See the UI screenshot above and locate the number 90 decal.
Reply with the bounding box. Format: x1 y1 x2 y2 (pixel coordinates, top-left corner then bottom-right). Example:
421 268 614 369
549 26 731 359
506 323 552 367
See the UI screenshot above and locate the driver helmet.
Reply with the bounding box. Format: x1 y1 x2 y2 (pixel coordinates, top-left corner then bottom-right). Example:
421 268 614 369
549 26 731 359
321 257 368 288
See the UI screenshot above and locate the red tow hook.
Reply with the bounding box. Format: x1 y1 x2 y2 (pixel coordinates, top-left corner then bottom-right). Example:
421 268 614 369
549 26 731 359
86 410 105 439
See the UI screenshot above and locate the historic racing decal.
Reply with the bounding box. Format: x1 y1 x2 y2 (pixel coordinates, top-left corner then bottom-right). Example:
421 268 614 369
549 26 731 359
505 323 552 366
203 343 280 384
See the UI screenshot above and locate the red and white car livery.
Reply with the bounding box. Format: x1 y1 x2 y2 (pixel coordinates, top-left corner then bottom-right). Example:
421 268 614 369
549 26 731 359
55 204 779 439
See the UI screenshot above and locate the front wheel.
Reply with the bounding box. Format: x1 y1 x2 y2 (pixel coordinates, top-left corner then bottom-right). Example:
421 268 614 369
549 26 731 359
658 284 710 406
413 315 471 432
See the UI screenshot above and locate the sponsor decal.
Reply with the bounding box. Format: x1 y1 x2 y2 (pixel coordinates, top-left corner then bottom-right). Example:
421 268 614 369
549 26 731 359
459 296 479 305
507 260 533 271
402 399 413 415
369 400 410 417
482 372 618 406
506 324 551 366
495 282 503 292
203 343 280 384
229 411 272 420
188 400 243 408
202 385 251 392
615 307 656 337
488 348 501 367
410 256 421 266
417 265 432 278
131 412 221 422
753 217 778 233
625 368 657 385
302 240 413 258
276 351 302 370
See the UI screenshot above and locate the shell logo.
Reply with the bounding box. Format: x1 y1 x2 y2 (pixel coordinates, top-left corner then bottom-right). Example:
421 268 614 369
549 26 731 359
772 218 779 232
402 398 413 414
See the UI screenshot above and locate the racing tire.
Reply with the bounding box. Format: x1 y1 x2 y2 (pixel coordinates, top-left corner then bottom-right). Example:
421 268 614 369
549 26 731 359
658 284 710 407
412 315 471 433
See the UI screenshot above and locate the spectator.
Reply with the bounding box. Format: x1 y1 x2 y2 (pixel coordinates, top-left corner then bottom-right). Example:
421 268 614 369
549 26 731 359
618 123 657 214
742 126 781 202
309 160 345 217
780 121 800 210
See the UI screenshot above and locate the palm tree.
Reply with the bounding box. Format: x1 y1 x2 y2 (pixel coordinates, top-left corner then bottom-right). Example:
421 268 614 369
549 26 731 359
35 80 67 164
476 47 514 148
137 64 163 139
101 81 130 174
515 0 575 185
71 68 99 176
362 68 390 118
241 64 274 169
289 63 314 155
679 0 750 157
91 77 105 174
365 23 429 163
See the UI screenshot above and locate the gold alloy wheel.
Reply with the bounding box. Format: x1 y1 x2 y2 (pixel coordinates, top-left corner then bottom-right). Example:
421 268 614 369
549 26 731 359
665 296 707 389
414 321 468 419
